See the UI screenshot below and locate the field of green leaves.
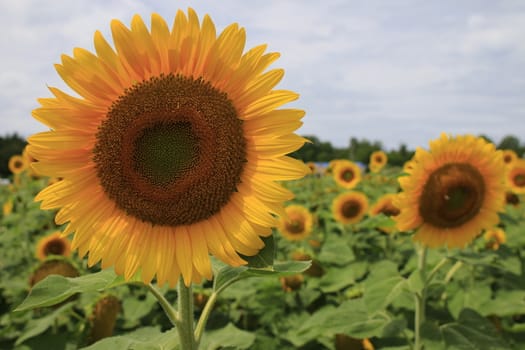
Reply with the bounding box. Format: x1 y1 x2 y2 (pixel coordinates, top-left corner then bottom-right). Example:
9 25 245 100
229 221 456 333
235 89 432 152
1 162 525 350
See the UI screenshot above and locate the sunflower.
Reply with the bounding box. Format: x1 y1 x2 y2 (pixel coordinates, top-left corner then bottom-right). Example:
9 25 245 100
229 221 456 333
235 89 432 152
484 227 506 250
394 134 506 248
28 10 308 287
8 155 27 175
505 191 520 207
278 205 313 241
505 159 525 194
2 199 13 217
306 161 317 174
502 149 518 166
332 191 369 224
35 231 72 261
333 160 362 189
369 193 400 233
87 295 121 345
369 150 387 173
29 258 80 287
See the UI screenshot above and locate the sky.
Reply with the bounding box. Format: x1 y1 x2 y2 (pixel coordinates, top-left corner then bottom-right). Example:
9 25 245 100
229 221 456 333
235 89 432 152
1 0 524 150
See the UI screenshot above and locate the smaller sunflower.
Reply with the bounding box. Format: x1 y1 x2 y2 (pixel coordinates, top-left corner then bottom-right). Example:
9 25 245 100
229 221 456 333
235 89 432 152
502 149 518 166
506 159 525 194
29 258 79 287
333 160 362 189
35 231 72 261
394 134 506 248
505 191 520 207
8 155 28 175
369 193 400 233
484 227 506 250
278 205 314 241
306 161 317 174
369 150 387 173
87 295 121 345
332 191 369 224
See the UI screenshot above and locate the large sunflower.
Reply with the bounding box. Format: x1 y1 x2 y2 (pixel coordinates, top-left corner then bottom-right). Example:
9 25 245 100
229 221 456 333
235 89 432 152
332 191 369 224
28 10 308 287
333 160 362 189
278 205 313 241
506 159 525 194
369 150 387 173
394 134 506 248
36 231 72 261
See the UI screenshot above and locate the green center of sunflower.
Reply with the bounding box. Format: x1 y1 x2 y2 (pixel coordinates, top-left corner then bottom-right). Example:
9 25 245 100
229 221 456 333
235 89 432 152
286 218 305 234
44 239 66 256
133 122 199 186
419 163 485 228
342 169 354 182
514 173 525 187
342 200 360 218
93 74 246 226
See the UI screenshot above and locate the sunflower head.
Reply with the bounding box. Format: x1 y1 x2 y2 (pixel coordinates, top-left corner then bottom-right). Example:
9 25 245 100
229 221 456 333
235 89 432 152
29 258 80 287
87 295 121 345
505 191 520 207
8 155 28 175
28 10 308 287
278 205 314 241
484 227 506 250
506 159 525 194
280 274 304 292
369 150 387 173
35 231 72 261
306 161 317 174
333 160 362 189
502 149 518 166
394 134 506 248
332 191 369 225
369 193 400 233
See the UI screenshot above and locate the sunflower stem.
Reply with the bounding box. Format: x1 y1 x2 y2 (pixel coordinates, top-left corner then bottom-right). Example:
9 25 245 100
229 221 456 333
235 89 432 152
177 280 196 350
444 260 464 284
147 283 179 327
414 244 428 350
194 291 218 347
426 257 449 284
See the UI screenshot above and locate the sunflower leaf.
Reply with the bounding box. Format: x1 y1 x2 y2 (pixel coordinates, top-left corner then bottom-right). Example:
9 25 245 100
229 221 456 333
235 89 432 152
239 234 275 268
14 269 129 311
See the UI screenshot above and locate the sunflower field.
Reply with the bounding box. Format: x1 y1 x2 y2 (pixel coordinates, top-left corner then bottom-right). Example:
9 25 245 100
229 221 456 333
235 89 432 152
1 140 525 350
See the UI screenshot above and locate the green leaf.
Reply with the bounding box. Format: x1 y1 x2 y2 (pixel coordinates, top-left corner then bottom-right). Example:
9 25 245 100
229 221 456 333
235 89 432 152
80 327 178 350
199 323 255 350
15 269 135 311
318 265 356 293
364 261 407 314
15 302 73 345
441 308 509 350
318 235 355 265
212 259 311 294
239 235 274 268
407 270 425 294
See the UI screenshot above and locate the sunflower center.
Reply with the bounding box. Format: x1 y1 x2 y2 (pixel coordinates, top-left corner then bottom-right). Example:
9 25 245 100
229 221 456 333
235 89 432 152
44 239 66 256
506 192 519 206
419 163 485 228
14 160 23 169
286 218 305 234
381 203 400 217
133 122 199 186
93 74 246 226
375 155 383 163
514 173 525 187
342 169 354 182
504 155 512 163
342 201 360 218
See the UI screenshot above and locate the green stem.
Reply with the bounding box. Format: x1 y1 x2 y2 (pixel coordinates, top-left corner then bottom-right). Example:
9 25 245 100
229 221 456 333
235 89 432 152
194 292 218 346
177 280 196 350
426 257 449 284
414 245 427 350
444 261 463 284
147 283 179 328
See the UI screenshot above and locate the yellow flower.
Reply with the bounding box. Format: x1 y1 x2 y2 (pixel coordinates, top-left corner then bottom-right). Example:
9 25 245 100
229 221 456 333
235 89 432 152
505 191 520 207
8 155 27 175
35 231 72 261
484 227 506 250
306 161 317 174
332 191 369 224
278 205 313 241
506 159 525 194
333 160 362 189
369 193 400 233
2 199 13 216
394 134 506 248
28 10 308 287
369 150 387 173
502 149 518 166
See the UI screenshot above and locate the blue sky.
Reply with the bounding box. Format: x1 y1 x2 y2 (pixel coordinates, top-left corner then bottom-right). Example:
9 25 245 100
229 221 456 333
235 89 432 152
1 0 524 149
